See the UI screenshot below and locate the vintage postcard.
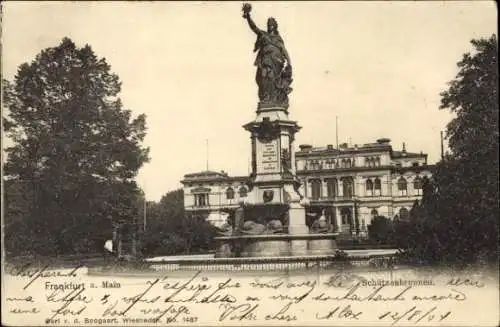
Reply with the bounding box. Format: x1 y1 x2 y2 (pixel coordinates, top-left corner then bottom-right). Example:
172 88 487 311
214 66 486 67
1 1 498 326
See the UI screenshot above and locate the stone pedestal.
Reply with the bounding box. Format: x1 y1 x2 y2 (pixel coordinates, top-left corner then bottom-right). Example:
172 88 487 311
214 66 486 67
288 202 309 256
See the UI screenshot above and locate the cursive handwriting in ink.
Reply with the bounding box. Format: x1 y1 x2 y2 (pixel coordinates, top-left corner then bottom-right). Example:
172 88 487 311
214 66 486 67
411 289 466 301
218 303 259 321
140 304 190 321
313 283 411 302
315 304 363 320
121 278 160 316
15 263 84 290
163 271 207 303
265 302 297 321
197 278 238 304
46 288 93 304
269 286 315 304
446 277 484 288
249 277 285 289
324 271 368 288
6 296 34 302
9 307 41 314
378 306 452 325
48 287 88 320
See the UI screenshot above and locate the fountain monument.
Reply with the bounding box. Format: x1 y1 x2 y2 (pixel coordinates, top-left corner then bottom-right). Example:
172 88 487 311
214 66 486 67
214 4 338 257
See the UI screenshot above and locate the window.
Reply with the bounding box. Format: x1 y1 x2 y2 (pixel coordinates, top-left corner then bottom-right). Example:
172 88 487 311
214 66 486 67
342 177 354 198
238 186 248 198
310 179 322 200
194 194 209 207
326 179 337 198
376 157 381 167
413 176 423 196
374 178 382 196
340 207 352 225
226 187 235 200
398 177 408 196
399 207 409 220
365 179 373 196
371 209 378 218
412 162 419 167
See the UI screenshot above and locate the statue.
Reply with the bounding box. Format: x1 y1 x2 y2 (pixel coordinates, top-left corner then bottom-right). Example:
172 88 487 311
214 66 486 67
242 3 293 109
241 220 267 235
310 210 333 234
266 219 285 234
232 201 246 235
215 219 233 236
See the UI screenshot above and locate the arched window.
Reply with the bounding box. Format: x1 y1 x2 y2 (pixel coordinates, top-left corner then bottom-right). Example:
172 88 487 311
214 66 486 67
397 177 408 196
413 176 423 196
226 187 235 200
346 159 352 168
310 179 322 200
326 178 337 198
376 157 381 167
399 207 409 220
374 178 382 196
238 186 248 198
365 179 374 196
342 177 354 198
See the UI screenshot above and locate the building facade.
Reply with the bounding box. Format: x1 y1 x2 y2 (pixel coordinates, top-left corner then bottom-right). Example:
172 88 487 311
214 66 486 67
181 138 432 238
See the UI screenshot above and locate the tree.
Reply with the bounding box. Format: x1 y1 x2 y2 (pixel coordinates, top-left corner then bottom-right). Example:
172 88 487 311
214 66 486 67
403 35 498 265
367 216 394 244
3 38 149 256
141 189 216 256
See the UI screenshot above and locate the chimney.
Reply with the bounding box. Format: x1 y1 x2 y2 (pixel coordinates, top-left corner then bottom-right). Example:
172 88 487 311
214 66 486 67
299 144 312 152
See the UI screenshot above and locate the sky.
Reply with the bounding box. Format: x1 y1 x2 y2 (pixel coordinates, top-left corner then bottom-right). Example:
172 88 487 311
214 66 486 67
2 1 497 201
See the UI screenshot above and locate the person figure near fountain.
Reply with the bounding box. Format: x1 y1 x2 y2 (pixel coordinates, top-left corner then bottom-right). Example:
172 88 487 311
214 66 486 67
242 3 293 107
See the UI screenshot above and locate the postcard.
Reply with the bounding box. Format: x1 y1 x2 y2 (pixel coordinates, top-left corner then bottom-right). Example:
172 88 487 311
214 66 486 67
2 1 498 326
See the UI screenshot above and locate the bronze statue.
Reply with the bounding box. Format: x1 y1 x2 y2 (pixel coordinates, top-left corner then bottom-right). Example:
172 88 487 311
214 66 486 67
242 3 293 109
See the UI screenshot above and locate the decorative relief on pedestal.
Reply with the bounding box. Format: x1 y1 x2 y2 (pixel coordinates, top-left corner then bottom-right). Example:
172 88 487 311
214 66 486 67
256 117 280 142
263 190 274 203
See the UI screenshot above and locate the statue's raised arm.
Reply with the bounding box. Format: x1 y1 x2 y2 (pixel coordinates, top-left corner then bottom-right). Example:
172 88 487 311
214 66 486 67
242 3 261 35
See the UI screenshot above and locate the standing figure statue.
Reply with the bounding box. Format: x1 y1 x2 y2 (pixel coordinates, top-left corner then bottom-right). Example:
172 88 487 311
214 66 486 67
242 3 293 109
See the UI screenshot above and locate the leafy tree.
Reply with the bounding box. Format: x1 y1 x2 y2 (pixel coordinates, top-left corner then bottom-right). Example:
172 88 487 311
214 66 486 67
403 35 498 265
367 216 394 244
3 38 149 256
141 189 216 256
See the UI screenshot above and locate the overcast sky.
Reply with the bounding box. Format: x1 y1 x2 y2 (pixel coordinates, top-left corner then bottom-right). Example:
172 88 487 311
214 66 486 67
2 1 497 201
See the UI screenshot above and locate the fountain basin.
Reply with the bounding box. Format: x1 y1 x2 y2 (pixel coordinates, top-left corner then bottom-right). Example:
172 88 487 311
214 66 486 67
215 233 338 258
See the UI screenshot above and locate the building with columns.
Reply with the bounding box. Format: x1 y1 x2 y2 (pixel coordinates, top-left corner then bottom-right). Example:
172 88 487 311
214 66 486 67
181 138 432 239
